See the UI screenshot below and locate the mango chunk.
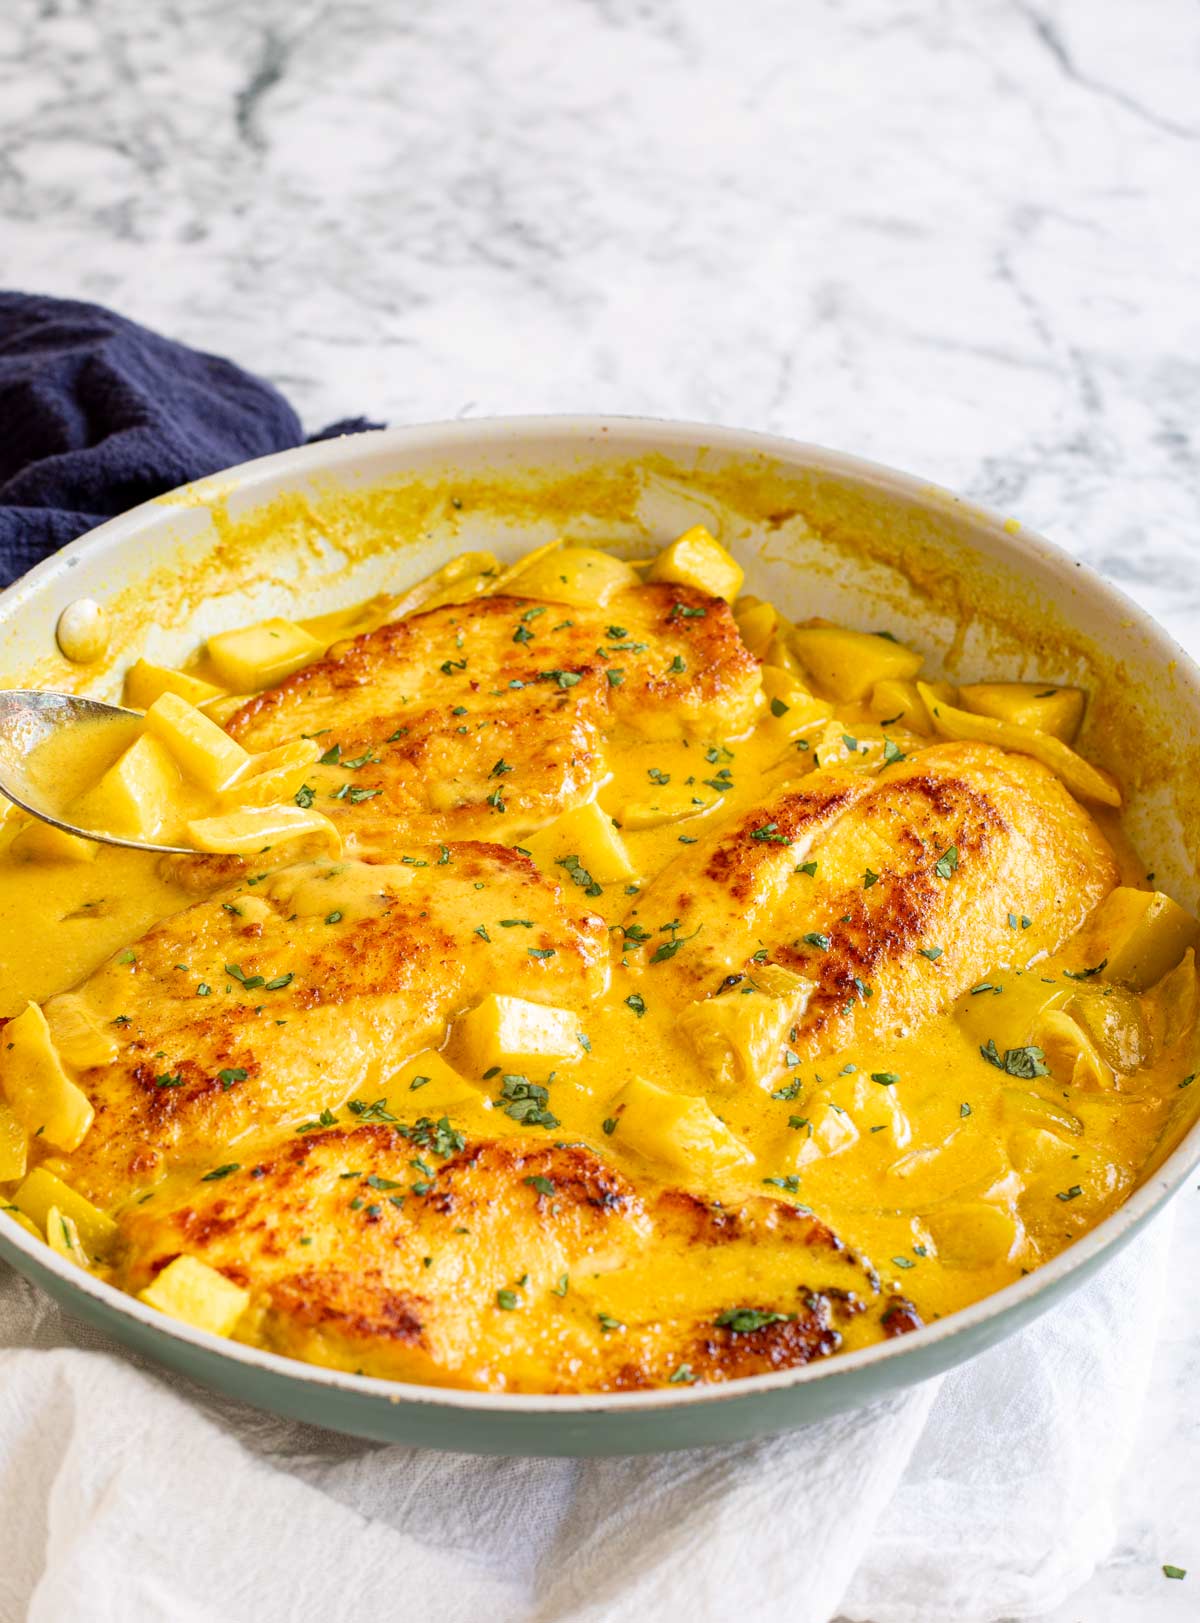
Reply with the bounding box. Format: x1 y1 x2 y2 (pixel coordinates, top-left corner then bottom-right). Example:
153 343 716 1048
69 733 183 841
1069 983 1151 1073
1077 887 1200 989
1032 1008 1114 1090
220 760 315 811
0 1003 94 1152
680 968 810 1090
760 666 833 739
958 682 1086 744
869 677 954 733
138 1254 250 1337
1000 1088 1083 1138
605 782 717 830
524 801 635 885
790 1100 860 1167
791 626 923 702
924 1201 1024 1268
123 659 224 711
206 618 324 692
1145 949 1199 1058
234 738 321 780
391 1049 473 1101
733 599 777 656
145 691 250 793
608 1075 751 1175
452 994 584 1076
45 1205 90 1268
0 1102 28 1182
199 693 254 727
787 1072 910 1170
647 526 744 601
44 994 121 1069
187 805 341 856
12 1167 116 1256
8 816 98 864
505 546 639 608
917 682 1120 806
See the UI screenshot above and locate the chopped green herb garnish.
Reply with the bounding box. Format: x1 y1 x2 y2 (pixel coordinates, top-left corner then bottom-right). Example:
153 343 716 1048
714 1308 792 1333
934 845 959 879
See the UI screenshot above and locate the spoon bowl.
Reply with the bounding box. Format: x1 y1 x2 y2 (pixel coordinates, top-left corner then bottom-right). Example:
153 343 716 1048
0 690 193 854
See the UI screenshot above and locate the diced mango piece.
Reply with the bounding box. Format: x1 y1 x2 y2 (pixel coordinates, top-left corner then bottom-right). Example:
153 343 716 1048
391 1050 473 1100
0 1003 94 1152
790 1100 860 1167
524 801 635 885
917 682 1120 807
144 691 250 793
206 618 324 692
884 1132 1008 1203
45 1205 90 1268
811 719 895 772
1145 949 1199 1058
1000 1088 1083 1137
69 733 183 841
453 994 584 1076
123 659 225 711
234 738 321 781
646 525 743 601
760 666 833 739
733 599 777 656
958 682 1086 744
200 693 254 727
787 1072 910 1170
7 816 98 863
790 625 923 702
0 1102 28 1182
680 968 810 1090
605 782 717 830
220 760 315 811
138 1254 250 1337
12 1167 116 1255
924 1201 1024 1268
1031 1008 1114 1090
869 677 955 733
505 546 640 607
1077 887 1200 989
608 1075 751 1175
763 633 807 677
187 805 341 856
1069 983 1150 1072
44 994 121 1069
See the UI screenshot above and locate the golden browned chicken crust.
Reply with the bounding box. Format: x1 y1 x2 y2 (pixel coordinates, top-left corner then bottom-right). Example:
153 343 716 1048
225 585 760 848
624 742 1118 1056
113 1126 903 1391
47 849 607 1203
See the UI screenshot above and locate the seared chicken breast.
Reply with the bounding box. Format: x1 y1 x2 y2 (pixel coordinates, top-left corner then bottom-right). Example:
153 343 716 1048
43 849 607 1203
226 585 760 848
114 1126 905 1391
624 742 1118 1056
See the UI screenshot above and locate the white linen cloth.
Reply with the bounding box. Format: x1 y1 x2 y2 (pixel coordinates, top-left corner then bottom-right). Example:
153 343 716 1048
0 1209 1170 1623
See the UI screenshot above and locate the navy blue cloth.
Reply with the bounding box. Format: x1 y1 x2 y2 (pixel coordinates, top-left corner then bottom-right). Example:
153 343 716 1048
0 292 380 589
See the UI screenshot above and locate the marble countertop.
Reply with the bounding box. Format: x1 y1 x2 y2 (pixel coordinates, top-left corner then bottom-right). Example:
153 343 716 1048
1 0 1197 1615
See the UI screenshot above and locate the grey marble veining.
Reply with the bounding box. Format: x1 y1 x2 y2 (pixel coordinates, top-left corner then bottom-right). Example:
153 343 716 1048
1 0 1199 1616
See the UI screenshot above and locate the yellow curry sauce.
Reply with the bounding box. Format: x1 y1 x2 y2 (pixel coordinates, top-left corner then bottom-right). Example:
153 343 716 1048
1 526 1197 1392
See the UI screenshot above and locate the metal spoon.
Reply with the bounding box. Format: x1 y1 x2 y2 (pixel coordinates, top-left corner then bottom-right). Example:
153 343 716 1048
0 690 193 855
